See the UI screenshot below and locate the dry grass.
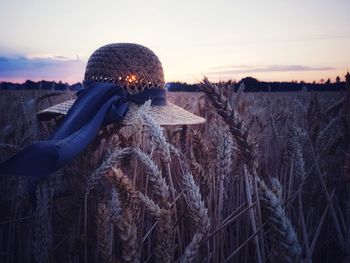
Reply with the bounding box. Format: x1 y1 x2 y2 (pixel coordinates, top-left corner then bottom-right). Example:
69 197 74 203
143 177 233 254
0 82 349 263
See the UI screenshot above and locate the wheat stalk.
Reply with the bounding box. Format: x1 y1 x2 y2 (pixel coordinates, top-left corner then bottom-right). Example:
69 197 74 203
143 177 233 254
167 146 210 261
137 105 183 258
345 152 350 182
306 93 323 144
201 77 264 262
33 183 51 263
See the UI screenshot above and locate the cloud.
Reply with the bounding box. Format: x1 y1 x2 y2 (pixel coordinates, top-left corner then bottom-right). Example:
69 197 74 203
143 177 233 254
209 64 255 70
53 55 71 60
0 55 85 83
206 64 335 75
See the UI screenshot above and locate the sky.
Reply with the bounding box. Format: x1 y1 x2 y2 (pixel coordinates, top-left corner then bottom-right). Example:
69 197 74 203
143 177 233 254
0 0 349 84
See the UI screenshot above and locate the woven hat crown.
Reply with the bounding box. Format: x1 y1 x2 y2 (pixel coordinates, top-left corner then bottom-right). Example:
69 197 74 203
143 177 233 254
84 43 165 94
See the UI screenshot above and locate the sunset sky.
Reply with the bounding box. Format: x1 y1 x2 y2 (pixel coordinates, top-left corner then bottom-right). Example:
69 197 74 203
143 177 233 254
0 0 349 84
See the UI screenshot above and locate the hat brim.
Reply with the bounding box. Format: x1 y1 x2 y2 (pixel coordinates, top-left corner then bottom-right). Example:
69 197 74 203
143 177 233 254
36 99 205 126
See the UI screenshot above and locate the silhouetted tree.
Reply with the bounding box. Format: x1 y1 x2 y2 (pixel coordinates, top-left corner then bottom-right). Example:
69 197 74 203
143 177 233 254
325 78 331 84
240 77 260 91
336 76 341 83
24 80 36 90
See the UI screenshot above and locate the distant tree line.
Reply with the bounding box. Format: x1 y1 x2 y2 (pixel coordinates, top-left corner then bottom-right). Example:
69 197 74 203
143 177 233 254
166 82 201 92
0 80 82 91
236 77 348 92
166 76 348 92
1 75 349 92
166 73 350 92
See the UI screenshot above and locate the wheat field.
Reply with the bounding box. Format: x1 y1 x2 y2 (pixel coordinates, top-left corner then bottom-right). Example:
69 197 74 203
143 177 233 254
0 80 349 263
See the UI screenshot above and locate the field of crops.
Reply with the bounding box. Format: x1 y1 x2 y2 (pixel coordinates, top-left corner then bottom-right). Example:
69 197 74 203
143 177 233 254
0 81 349 263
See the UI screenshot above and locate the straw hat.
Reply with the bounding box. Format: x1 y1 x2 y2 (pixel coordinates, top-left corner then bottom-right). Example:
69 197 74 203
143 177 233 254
37 43 205 126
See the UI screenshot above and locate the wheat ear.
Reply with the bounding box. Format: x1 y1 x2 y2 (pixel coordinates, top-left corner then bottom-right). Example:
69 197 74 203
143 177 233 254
133 147 170 207
201 77 258 169
97 202 113 263
131 108 145 148
256 177 301 262
108 168 140 221
116 207 139 263
171 147 211 262
139 193 174 263
140 110 171 162
270 177 283 205
182 169 210 235
284 119 306 180
96 187 122 263
86 147 132 193
216 131 234 218
108 187 122 222
109 169 140 263
180 233 203 263
192 132 211 170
